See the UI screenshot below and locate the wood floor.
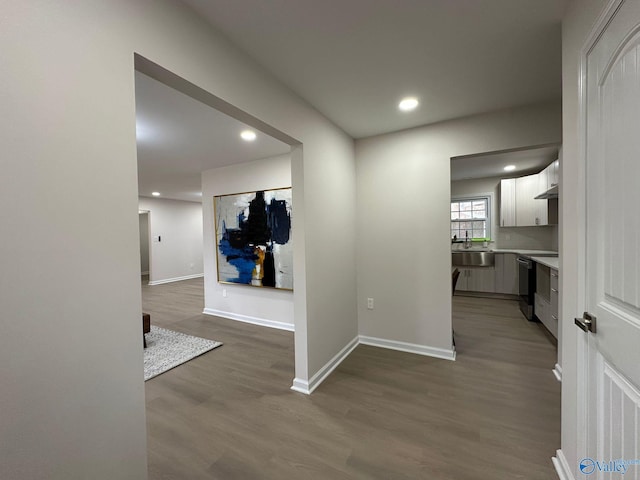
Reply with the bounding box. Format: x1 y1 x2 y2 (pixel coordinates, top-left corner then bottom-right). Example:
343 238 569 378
142 277 560 479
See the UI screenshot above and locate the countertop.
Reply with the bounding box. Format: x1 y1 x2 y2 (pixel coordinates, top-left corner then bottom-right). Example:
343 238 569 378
490 249 558 256
451 247 558 257
450 247 559 270
530 256 559 270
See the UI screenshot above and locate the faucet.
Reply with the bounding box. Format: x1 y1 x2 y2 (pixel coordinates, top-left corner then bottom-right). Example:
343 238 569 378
464 231 472 249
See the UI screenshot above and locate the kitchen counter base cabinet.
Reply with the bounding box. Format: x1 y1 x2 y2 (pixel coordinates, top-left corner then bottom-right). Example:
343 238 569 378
535 293 557 338
550 268 559 339
456 266 496 293
494 253 518 294
534 264 559 339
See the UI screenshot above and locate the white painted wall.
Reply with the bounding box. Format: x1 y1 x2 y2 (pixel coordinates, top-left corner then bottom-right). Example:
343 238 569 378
139 212 150 274
138 197 203 284
560 0 608 475
356 102 561 352
202 154 294 330
451 175 558 250
0 1 356 478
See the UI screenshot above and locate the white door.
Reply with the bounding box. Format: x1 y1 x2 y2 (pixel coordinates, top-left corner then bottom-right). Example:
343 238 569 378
581 0 640 477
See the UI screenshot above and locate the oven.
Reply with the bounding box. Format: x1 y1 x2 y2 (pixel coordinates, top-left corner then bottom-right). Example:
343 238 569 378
517 256 536 321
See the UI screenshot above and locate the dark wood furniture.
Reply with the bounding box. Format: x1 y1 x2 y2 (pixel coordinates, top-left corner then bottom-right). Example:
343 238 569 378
142 313 151 348
452 268 460 346
452 268 460 295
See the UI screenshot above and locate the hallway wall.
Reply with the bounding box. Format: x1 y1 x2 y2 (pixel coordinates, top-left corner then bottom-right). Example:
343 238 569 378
356 102 561 355
139 212 150 274
138 196 203 285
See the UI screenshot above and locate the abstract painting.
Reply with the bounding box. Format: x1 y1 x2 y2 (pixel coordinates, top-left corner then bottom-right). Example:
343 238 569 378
214 188 293 290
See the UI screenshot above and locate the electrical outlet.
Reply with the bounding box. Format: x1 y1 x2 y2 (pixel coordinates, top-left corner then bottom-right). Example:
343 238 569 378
222 288 227 298
367 298 374 310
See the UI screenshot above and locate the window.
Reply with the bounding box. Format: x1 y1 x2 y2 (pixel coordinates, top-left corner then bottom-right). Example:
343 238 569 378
451 196 491 241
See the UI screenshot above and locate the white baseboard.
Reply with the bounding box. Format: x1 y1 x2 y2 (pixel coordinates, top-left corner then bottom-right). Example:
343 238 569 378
553 363 563 382
292 335 455 395
552 449 574 480
203 308 294 332
359 335 456 361
290 377 311 395
148 273 204 285
291 335 359 395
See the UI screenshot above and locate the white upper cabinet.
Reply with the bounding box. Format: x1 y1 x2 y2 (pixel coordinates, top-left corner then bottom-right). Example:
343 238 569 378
500 178 516 227
550 160 559 189
516 173 546 226
500 166 559 227
538 165 549 194
535 160 560 198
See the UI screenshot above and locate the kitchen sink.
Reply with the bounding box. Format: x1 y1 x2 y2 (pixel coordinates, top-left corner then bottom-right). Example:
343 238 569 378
452 251 495 267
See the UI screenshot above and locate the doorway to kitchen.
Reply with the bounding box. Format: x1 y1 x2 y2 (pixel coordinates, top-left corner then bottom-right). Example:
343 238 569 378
450 143 561 359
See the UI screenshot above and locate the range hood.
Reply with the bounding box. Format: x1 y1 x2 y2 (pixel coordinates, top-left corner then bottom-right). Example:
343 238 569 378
535 184 558 199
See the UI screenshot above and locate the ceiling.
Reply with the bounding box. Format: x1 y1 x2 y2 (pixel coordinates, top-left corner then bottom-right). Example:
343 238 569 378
182 0 565 138
450 145 559 182
136 1 566 201
135 72 291 202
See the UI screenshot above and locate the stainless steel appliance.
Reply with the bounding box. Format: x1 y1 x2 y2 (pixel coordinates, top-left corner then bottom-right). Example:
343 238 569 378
517 256 536 320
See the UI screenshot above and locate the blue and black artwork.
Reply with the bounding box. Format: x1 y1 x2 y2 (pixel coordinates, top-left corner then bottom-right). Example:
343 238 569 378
215 188 293 290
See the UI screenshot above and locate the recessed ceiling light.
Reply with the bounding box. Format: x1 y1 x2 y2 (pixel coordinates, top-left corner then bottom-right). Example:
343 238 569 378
151 192 161 196
503 165 516 172
240 130 257 141
398 97 419 112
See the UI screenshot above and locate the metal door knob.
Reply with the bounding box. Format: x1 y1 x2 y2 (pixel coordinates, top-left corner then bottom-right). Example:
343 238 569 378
575 312 596 333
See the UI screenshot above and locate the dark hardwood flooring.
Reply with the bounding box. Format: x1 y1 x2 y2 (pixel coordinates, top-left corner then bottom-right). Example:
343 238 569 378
142 277 560 479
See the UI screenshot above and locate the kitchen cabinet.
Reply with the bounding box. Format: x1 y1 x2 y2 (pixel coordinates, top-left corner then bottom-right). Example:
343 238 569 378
500 179 516 227
535 263 558 338
534 293 553 335
550 268 559 337
544 161 559 191
494 253 518 294
538 166 549 196
536 263 550 301
516 173 548 226
456 266 496 293
500 169 559 227
535 160 560 198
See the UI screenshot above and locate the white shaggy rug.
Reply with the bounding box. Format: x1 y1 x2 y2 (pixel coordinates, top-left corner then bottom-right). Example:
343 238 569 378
144 326 222 381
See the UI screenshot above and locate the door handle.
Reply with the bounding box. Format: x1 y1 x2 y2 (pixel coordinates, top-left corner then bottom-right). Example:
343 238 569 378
574 312 596 333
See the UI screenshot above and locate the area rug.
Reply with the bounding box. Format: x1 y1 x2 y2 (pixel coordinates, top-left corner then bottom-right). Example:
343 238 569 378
144 326 222 381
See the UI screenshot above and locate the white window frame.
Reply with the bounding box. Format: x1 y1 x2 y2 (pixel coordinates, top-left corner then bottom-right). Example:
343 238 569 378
450 194 492 241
